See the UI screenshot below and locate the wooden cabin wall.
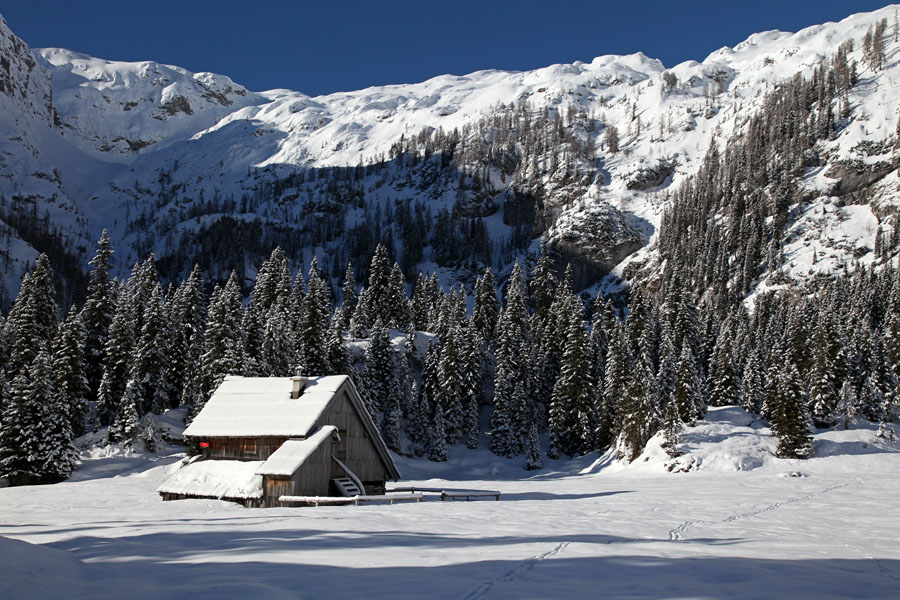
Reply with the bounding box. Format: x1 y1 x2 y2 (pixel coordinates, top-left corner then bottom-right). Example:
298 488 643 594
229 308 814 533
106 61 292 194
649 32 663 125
262 438 333 506
316 388 390 490
202 437 287 460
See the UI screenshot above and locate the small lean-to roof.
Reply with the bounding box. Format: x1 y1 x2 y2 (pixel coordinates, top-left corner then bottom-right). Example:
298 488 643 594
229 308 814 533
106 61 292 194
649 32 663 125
183 375 348 438
157 458 264 499
255 426 338 476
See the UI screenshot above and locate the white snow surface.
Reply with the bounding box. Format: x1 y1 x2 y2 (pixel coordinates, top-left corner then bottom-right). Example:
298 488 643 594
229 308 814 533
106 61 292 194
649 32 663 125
156 456 264 500
2 406 900 599
254 426 337 476
182 375 347 438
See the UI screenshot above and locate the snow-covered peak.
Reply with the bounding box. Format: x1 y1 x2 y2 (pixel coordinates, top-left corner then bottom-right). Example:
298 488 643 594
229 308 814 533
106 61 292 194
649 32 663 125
35 47 266 158
0 15 54 128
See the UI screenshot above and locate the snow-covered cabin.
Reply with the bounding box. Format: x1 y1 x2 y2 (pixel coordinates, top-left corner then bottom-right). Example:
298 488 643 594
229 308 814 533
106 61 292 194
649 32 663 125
158 375 400 507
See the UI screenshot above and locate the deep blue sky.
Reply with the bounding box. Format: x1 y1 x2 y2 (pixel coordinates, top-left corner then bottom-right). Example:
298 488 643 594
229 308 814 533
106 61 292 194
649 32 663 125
2 1 892 96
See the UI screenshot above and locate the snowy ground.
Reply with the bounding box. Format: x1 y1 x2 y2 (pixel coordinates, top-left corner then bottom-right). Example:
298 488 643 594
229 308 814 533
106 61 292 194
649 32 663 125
2 407 900 599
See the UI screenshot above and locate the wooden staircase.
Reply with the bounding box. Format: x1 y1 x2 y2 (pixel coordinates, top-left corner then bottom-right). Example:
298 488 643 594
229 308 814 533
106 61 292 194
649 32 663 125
332 477 363 497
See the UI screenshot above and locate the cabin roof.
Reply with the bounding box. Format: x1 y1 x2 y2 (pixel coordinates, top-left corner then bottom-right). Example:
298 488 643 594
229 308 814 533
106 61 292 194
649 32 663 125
255 426 337 476
183 375 348 438
157 457 264 499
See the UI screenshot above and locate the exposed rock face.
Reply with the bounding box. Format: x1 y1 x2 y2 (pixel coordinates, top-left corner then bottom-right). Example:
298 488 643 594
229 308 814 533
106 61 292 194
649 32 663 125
625 159 676 191
825 160 896 198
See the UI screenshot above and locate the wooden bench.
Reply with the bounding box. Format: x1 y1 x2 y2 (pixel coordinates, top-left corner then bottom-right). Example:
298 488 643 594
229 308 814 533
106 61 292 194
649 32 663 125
440 490 501 501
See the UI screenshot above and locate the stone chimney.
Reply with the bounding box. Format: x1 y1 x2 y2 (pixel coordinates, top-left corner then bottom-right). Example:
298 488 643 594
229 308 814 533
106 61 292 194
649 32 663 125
290 367 307 399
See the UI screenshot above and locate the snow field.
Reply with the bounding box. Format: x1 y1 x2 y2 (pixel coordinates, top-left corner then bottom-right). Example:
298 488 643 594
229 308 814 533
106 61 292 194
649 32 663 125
1 407 899 599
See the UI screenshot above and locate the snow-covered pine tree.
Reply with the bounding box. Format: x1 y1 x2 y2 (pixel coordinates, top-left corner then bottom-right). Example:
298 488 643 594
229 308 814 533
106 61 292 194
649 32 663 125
490 260 530 457
598 328 629 449
548 293 595 457
361 243 392 327
674 341 704 425
252 247 292 314
426 399 449 462
166 265 206 407
709 332 739 407
109 378 140 444
240 302 263 377
81 230 115 401
740 349 765 416
618 362 661 462
96 282 136 426
386 262 409 328
260 297 297 376
771 361 812 459
525 421 543 471
131 283 172 414
340 261 357 329
808 311 840 427
661 401 684 458
472 267 499 342
297 258 332 375
6 254 59 377
0 351 77 485
195 273 243 420
437 324 464 444
656 334 677 411
325 309 352 376
837 379 859 429
382 375 402 453
530 240 557 318
51 308 89 437
459 321 483 450
363 319 394 427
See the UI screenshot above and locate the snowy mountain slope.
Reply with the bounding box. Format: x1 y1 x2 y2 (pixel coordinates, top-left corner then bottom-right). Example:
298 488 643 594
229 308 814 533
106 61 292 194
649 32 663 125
0 6 899 297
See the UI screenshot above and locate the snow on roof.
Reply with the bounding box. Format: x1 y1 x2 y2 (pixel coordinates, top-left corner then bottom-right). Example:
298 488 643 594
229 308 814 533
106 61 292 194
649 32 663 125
157 458 264 499
183 375 348 438
255 426 338 476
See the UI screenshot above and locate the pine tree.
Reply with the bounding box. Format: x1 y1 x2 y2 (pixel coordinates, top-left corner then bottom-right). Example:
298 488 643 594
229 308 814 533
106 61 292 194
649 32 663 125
252 247 292 314
473 267 499 342
673 342 703 425
1 351 78 484
530 241 557 318
709 334 739 407
837 379 858 429
598 329 628 449
51 308 89 437
548 294 595 456
167 265 205 408
740 350 765 416
6 254 59 377
260 298 297 376
618 362 661 462
437 325 464 444
81 231 115 400
361 244 392 327
386 262 409 328
341 261 358 328
297 258 331 375
196 273 243 419
382 376 402 453
325 310 352 376
525 421 543 470
771 361 812 459
661 401 684 458
97 284 136 426
131 283 171 414
490 260 530 457
363 320 395 426
808 311 840 427
109 378 140 444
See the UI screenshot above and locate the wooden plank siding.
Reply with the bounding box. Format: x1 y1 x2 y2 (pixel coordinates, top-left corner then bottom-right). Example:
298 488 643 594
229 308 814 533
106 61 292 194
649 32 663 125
315 388 392 492
262 436 334 506
202 437 288 460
